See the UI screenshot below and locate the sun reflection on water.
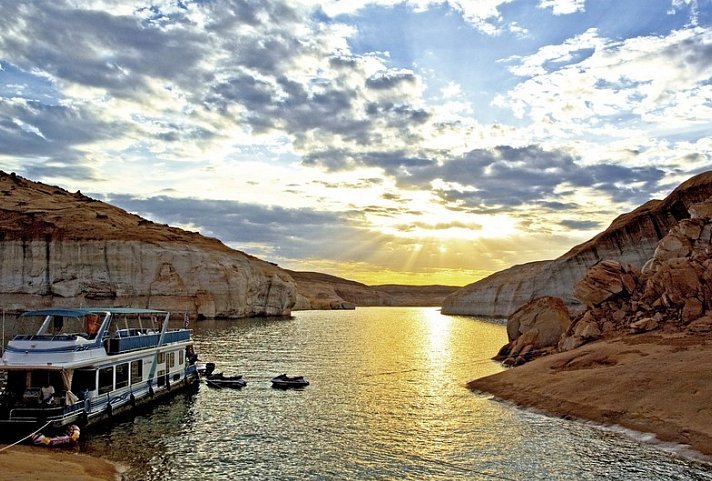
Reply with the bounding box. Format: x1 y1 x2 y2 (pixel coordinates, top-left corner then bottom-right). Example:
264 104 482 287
78 308 712 481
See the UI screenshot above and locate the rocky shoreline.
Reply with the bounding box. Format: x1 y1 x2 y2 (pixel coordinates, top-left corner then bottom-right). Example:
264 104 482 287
469 331 712 457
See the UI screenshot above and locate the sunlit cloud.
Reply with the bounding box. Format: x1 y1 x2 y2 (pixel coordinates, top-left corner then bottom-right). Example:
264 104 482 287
538 0 586 15
1 0 710 285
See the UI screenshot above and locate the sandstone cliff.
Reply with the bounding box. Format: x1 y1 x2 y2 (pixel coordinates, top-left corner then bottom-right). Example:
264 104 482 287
0 172 296 318
469 191 712 455
442 171 712 318
287 270 457 309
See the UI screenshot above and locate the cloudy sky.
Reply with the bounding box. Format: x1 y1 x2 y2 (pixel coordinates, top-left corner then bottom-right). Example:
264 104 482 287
1 0 711 286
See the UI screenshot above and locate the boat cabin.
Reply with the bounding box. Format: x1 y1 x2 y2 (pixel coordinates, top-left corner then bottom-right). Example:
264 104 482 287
0 308 199 431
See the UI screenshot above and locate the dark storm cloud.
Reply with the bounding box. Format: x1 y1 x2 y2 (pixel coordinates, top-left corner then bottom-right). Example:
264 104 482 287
365 102 431 125
559 219 603 230
204 0 302 33
660 29 712 75
302 148 436 172
22 162 99 182
1 0 440 166
379 144 666 210
98 194 370 261
537 200 579 210
0 2 208 96
0 97 120 163
206 69 381 141
365 71 417 90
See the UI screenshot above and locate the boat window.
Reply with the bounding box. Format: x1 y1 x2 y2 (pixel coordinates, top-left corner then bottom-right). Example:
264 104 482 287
158 352 165 364
6 371 29 397
72 369 97 392
168 352 175 368
37 315 89 337
115 363 129 389
98 367 113 395
85 315 101 338
131 360 143 385
30 371 62 389
179 349 185 366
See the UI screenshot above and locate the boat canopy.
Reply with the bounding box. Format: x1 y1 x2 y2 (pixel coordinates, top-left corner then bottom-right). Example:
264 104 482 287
20 308 168 318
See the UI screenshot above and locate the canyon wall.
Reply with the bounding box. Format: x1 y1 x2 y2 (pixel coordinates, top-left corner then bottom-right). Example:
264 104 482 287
442 171 712 318
0 172 296 318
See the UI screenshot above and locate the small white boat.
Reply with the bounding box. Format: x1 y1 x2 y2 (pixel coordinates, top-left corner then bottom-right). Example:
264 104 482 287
271 374 309 389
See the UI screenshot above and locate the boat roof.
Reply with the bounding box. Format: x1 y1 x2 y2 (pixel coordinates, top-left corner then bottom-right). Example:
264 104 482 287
20 307 169 318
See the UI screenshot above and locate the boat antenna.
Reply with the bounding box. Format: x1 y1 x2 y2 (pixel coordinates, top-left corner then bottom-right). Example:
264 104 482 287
1 307 4 357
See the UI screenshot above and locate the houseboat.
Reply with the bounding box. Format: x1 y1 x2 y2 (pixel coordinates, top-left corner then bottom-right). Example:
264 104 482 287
0 307 200 434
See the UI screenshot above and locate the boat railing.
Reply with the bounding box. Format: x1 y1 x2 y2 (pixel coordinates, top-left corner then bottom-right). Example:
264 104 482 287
10 334 84 342
7 399 85 422
107 329 191 354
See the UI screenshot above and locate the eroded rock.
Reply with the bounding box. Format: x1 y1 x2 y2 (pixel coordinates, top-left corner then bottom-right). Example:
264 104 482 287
0 173 297 318
444 172 712 318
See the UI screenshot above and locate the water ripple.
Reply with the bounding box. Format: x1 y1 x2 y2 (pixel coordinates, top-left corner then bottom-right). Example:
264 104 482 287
82 308 712 481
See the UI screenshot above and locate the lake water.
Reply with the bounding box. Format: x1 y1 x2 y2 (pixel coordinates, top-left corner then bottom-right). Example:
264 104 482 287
79 307 712 480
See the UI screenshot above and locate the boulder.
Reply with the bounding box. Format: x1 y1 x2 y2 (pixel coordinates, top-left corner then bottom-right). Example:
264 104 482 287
630 317 659 333
558 311 602 352
682 297 704 322
575 319 602 340
689 201 712 219
507 296 571 350
643 258 702 307
574 260 629 308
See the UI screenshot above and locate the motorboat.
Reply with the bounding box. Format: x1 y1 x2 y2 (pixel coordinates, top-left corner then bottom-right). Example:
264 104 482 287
205 372 246 389
271 374 309 389
0 307 200 434
197 362 219 376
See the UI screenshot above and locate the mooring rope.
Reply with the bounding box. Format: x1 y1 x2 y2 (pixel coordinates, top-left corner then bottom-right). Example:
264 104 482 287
0 420 51 452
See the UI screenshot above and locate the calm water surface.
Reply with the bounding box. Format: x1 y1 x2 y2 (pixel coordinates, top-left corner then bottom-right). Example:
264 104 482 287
81 307 712 480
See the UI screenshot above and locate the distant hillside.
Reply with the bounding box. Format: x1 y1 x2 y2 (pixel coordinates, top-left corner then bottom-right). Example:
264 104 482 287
371 284 460 307
287 270 458 309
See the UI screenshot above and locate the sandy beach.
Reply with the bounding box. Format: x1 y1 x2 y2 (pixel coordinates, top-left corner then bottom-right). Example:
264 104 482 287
469 331 712 457
0 444 118 481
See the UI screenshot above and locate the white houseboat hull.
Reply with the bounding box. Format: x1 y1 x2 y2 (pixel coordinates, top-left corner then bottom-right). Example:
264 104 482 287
0 308 200 434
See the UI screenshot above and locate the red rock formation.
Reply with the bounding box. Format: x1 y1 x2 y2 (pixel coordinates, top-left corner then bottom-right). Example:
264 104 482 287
443 171 712 318
470 183 712 456
557 195 712 352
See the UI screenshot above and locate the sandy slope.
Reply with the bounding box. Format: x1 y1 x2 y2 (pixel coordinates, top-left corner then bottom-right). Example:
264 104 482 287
0 445 118 481
468 332 712 456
